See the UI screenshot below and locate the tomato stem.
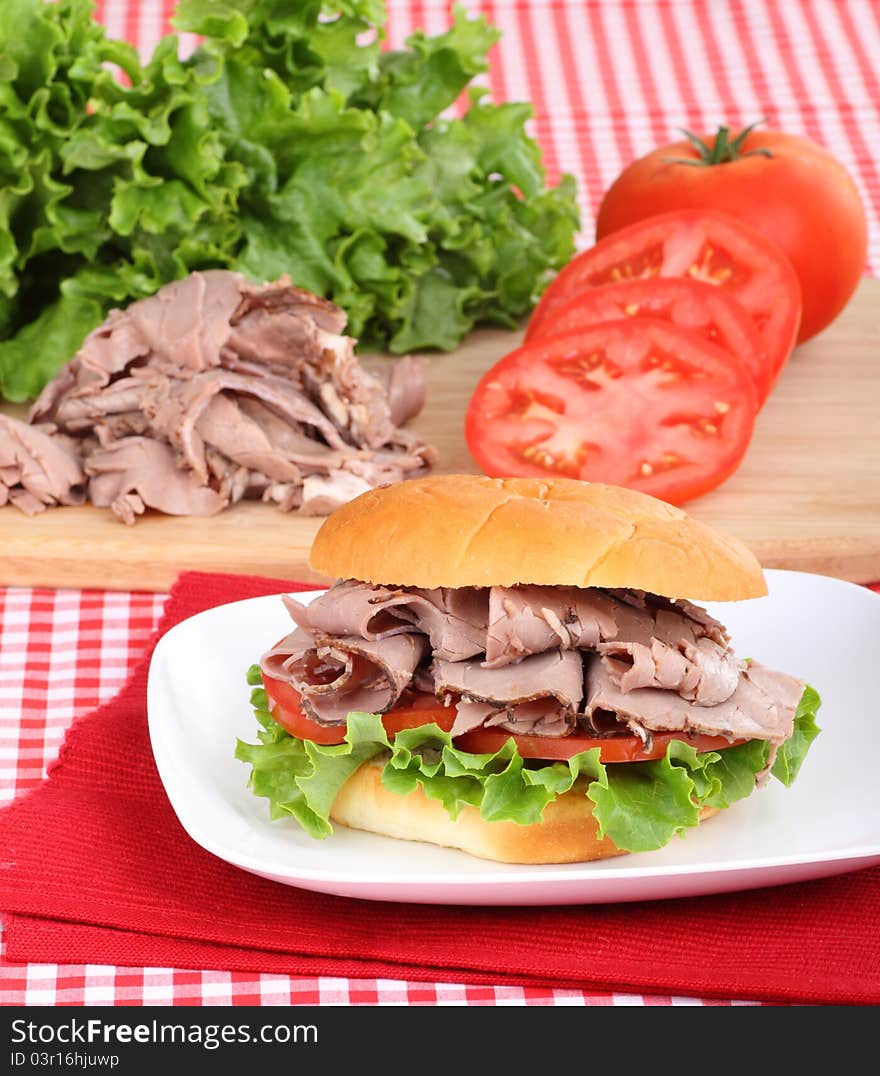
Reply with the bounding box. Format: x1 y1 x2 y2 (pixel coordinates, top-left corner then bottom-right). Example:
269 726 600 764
663 120 773 167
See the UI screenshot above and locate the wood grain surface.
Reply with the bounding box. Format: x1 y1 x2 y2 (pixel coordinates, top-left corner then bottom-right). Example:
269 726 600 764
1 278 878 591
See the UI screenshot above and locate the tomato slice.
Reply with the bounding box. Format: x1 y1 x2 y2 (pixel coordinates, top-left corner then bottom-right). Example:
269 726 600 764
262 673 456 744
262 673 348 744
380 694 458 736
454 727 744 763
262 674 744 764
529 210 801 385
464 318 758 505
525 276 773 405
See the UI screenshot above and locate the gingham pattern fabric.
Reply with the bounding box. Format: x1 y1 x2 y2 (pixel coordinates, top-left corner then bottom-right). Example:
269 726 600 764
2 0 878 1006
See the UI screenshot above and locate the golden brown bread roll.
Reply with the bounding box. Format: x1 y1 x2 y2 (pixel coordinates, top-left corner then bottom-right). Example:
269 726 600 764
310 474 766 601
330 758 719 864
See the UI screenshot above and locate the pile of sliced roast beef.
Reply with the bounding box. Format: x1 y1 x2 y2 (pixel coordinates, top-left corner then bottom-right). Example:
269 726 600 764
265 582 804 764
0 271 434 523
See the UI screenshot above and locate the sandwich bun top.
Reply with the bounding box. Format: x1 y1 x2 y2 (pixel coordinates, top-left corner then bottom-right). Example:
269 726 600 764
309 474 767 601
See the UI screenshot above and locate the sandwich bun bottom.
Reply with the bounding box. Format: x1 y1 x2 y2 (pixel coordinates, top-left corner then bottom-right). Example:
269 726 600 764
329 757 720 864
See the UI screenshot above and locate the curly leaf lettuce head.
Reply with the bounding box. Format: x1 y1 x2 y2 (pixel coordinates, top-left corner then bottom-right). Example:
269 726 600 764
0 0 578 401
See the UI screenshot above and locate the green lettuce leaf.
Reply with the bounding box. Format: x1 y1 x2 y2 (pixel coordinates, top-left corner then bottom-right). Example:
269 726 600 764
372 6 500 130
235 682 388 836
771 683 822 786
236 666 822 852
586 742 704 852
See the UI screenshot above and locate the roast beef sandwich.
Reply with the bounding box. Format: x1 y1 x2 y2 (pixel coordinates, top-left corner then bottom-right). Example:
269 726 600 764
237 475 820 863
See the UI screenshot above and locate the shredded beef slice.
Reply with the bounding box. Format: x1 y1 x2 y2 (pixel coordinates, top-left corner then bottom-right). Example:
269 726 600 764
3 270 434 522
0 415 85 514
265 581 805 748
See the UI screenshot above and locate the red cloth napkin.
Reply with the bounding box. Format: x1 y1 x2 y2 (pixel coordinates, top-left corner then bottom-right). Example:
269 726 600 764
1 570 878 1004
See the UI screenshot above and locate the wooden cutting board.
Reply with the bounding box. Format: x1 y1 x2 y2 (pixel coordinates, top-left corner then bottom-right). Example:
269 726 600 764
1 278 878 591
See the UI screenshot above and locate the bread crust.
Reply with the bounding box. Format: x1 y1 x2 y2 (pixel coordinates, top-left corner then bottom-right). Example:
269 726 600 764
330 757 720 864
310 475 766 601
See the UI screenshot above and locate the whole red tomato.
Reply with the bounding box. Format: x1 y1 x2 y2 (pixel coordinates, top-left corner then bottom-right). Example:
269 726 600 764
595 125 867 343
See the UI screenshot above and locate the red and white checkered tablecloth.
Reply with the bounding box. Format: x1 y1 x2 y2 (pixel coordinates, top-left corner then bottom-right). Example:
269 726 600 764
3 0 879 1007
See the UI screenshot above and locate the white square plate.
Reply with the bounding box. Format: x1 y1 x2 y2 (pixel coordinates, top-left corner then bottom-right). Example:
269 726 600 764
147 570 880 905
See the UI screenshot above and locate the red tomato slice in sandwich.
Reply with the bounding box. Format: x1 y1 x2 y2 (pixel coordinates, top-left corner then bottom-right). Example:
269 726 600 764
465 318 758 505
525 276 772 405
262 674 744 764
262 673 457 744
528 210 801 386
453 726 744 763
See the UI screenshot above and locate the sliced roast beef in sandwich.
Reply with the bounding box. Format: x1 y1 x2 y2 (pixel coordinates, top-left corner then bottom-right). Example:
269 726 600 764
237 475 820 864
